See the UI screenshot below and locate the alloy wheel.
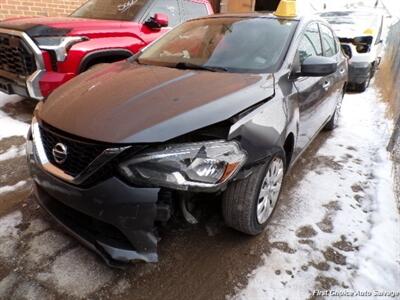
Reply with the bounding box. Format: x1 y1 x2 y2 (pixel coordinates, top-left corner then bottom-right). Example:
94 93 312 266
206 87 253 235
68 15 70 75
256 157 284 224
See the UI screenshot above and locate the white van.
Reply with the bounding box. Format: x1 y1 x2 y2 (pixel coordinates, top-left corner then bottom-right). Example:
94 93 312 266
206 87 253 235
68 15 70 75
319 10 384 92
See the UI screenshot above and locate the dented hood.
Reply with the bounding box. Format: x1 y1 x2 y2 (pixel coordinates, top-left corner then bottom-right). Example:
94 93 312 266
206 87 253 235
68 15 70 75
38 62 274 143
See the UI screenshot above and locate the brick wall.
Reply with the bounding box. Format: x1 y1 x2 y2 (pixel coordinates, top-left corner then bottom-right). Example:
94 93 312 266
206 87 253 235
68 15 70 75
0 0 86 20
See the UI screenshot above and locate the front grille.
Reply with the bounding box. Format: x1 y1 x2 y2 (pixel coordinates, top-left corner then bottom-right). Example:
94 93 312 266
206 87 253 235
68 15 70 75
39 123 111 177
0 33 36 76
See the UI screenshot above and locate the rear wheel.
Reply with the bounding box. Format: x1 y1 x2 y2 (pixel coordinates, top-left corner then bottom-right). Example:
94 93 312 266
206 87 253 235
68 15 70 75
222 150 286 235
325 88 344 131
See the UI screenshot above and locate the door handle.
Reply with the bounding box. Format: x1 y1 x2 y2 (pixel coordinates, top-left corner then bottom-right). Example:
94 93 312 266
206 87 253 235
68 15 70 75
322 80 331 90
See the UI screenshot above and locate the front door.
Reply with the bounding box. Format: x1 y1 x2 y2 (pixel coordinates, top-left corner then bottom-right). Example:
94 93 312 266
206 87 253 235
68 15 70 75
292 23 329 151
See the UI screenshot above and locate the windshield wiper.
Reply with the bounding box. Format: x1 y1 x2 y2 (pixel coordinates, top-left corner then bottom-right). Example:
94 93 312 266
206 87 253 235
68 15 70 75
174 62 229 72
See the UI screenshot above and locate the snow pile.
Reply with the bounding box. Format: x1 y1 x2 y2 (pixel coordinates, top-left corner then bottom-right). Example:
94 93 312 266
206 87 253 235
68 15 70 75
352 148 400 289
231 85 400 299
0 92 29 139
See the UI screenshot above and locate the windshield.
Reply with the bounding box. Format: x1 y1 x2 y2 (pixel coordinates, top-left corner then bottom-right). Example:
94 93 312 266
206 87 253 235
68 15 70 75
136 17 298 73
71 0 149 21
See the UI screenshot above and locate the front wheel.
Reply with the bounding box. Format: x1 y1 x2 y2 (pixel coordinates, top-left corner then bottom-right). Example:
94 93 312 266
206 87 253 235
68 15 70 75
222 150 286 235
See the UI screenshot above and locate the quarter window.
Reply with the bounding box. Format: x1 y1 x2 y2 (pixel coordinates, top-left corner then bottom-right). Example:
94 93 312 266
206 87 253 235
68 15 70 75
298 23 322 64
320 24 337 57
183 0 208 21
145 0 180 27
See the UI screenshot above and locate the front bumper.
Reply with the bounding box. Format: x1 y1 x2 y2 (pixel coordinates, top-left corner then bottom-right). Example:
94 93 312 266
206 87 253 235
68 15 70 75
27 139 165 267
0 28 75 100
348 62 371 84
0 28 45 100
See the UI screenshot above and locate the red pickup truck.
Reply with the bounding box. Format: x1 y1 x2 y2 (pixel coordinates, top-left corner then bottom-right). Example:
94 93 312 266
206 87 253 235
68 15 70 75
0 0 213 100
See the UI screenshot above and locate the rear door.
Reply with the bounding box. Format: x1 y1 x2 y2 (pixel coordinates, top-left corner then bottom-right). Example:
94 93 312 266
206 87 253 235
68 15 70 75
319 23 346 122
292 22 329 150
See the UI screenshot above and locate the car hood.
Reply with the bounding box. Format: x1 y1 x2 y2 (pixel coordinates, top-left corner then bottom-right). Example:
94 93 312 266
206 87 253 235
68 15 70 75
37 62 275 144
0 17 134 38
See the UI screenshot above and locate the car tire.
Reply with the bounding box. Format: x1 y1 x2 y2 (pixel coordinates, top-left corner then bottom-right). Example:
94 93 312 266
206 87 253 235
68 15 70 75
222 150 286 235
355 76 370 93
324 89 344 131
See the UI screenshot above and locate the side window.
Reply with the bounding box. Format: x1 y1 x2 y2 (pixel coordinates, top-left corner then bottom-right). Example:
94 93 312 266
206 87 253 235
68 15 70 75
183 0 208 21
320 24 337 57
145 0 181 27
297 23 322 64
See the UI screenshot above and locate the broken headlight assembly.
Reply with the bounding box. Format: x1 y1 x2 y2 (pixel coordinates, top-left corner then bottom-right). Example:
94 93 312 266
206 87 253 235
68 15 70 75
119 141 247 191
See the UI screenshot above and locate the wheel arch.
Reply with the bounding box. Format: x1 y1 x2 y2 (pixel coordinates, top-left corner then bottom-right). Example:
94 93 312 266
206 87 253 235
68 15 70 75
283 132 295 167
78 49 134 73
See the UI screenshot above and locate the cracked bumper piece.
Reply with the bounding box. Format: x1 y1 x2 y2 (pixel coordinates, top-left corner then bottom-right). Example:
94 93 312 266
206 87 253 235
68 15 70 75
29 160 162 267
348 62 371 84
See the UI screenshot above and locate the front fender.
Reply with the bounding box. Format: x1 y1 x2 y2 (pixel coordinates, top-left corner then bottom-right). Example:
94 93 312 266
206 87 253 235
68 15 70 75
229 94 288 166
57 37 146 74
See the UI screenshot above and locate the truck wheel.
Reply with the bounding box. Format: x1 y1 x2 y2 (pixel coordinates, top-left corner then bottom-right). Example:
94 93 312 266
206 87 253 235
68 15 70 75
222 150 286 235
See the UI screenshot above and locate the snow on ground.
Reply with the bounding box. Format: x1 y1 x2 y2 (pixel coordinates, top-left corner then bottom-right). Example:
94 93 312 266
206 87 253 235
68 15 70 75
0 181 28 195
0 145 26 162
0 92 29 139
231 85 400 299
0 210 22 239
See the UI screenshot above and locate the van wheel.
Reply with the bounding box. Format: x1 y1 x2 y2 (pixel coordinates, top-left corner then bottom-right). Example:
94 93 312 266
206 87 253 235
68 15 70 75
222 150 286 235
355 81 368 92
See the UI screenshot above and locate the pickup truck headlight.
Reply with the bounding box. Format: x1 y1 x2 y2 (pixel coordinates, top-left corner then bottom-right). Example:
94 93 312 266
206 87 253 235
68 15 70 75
34 36 88 61
119 141 247 191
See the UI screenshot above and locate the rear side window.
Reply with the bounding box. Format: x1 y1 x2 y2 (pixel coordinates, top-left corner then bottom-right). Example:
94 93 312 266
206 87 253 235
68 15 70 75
298 23 322 64
320 24 337 57
183 0 208 21
145 0 181 26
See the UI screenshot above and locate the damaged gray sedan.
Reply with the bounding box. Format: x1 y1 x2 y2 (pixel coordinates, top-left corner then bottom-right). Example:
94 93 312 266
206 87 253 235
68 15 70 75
27 13 347 267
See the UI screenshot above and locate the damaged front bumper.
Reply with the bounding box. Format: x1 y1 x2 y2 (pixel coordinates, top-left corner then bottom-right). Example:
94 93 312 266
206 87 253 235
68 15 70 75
27 139 169 267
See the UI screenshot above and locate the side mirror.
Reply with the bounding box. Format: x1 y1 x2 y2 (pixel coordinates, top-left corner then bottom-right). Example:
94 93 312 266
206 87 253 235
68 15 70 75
300 56 337 77
145 13 169 30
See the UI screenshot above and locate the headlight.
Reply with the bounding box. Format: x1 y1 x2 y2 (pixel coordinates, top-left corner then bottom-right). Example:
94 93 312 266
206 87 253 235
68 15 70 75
34 36 88 61
119 141 247 191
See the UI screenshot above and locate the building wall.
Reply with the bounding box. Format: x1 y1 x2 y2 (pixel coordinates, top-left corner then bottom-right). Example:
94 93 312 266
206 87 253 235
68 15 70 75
0 0 86 20
220 0 255 13
0 0 225 21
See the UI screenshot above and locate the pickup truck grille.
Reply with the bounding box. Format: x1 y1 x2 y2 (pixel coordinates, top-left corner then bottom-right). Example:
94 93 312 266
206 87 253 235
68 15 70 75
0 33 36 76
